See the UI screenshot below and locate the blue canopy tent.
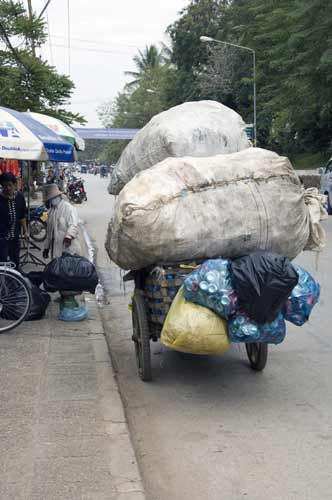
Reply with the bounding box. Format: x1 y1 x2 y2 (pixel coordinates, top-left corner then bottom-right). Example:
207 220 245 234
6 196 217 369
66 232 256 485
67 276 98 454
0 106 76 267
0 106 76 162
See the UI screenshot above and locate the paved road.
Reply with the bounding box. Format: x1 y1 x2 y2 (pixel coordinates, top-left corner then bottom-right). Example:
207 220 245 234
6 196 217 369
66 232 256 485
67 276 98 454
78 174 332 500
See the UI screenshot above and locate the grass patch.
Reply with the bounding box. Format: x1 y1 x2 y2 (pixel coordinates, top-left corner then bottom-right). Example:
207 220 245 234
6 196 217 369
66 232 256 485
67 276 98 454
290 151 330 170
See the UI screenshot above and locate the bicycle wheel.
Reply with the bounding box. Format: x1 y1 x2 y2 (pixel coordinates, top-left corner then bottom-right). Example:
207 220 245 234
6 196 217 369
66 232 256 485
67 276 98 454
0 268 32 333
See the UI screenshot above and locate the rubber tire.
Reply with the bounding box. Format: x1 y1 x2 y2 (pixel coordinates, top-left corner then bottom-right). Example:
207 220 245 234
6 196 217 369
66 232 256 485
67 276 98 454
29 220 47 242
245 342 268 371
132 291 152 381
0 269 32 333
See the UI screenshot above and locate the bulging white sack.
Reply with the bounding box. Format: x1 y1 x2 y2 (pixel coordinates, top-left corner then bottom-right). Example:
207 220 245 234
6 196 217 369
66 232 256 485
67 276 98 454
106 148 312 270
108 100 251 194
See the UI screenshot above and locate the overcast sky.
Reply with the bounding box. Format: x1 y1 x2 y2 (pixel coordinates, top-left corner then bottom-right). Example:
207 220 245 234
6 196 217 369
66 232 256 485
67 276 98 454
29 0 189 126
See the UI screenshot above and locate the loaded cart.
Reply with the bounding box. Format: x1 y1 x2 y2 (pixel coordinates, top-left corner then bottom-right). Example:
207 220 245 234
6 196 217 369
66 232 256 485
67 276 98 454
124 262 268 382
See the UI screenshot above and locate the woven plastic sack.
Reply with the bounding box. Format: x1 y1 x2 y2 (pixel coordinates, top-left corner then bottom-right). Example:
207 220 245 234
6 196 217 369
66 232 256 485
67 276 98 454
283 265 320 326
106 148 312 270
160 287 231 355
108 100 250 194
228 311 286 344
183 259 238 319
58 304 88 322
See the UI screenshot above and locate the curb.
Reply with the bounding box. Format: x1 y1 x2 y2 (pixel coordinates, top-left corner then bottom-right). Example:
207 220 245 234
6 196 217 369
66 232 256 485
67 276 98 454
79 220 95 263
86 297 147 500
81 224 148 500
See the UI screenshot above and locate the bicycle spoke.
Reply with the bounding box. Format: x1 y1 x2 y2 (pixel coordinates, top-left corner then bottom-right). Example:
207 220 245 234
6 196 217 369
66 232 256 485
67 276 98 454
2 301 26 311
2 286 25 301
0 275 7 296
2 289 29 303
0 276 20 294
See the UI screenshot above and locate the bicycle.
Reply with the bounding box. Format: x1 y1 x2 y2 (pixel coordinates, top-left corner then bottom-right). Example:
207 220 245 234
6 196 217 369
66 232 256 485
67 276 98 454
0 262 32 334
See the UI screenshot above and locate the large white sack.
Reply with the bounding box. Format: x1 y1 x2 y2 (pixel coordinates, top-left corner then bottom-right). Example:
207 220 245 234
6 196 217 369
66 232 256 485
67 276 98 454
108 100 251 194
106 148 313 270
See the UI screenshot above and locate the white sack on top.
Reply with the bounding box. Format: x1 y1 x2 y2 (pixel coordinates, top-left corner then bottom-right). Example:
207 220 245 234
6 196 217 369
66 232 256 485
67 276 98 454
108 100 251 194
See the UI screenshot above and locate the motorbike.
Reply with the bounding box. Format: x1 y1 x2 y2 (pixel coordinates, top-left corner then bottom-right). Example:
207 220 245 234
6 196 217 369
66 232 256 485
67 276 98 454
29 204 48 242
67 177 87 203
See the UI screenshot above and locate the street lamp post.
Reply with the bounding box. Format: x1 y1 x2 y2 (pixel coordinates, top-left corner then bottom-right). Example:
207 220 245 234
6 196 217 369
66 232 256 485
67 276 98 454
200 35 256 146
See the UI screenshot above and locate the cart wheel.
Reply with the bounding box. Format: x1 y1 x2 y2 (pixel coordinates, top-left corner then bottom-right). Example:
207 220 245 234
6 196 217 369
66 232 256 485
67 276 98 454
245 343 268 371
132 291 152 381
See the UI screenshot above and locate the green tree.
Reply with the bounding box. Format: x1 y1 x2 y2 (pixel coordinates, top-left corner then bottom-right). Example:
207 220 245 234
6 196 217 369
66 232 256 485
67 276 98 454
198 43 254 124
0 0 85 124
97 0 332 161
224 0 332 154
273 0 332 153
125 44 167 88
217 0 286 148
77 139 105 163
166 0 229 105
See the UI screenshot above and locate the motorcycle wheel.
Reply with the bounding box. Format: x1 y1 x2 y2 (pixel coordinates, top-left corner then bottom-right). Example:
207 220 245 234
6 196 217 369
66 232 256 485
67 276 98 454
29 220 47 242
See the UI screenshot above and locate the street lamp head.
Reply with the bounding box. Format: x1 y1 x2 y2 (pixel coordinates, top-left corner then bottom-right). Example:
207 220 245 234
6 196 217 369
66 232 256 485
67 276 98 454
146 88 156 94
200 36 214 43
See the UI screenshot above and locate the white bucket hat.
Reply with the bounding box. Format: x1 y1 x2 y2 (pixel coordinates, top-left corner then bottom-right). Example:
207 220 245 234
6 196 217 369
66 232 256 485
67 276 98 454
45 183 62 202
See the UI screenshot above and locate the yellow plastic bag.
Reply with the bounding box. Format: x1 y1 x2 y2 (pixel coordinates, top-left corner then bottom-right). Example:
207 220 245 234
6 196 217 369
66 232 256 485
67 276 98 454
161 287 231 355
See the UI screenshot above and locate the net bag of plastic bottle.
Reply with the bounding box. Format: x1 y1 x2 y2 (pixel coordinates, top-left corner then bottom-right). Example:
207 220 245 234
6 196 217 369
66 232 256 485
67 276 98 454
229 311 286 344
230 251 298 324
183 259 239 319
283 265 320 326
160 287 231 355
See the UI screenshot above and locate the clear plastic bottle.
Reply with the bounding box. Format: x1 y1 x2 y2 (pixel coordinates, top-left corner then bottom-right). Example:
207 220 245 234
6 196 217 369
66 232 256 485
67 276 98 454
208 283 218 294
199 281 209 291
206 270 219 284
95 283 104 306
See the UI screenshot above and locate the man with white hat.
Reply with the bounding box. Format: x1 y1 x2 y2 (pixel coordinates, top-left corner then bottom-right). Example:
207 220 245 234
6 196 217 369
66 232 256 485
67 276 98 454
43 184 82 259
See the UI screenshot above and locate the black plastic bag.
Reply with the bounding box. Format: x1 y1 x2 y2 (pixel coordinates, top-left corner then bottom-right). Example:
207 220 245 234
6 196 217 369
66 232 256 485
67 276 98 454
23 271 44 288
25 285 51 321
43 253 98 294
231 251 298 324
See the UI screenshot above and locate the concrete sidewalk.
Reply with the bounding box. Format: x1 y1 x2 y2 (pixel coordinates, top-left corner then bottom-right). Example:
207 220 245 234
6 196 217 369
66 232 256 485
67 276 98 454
0 295 146 500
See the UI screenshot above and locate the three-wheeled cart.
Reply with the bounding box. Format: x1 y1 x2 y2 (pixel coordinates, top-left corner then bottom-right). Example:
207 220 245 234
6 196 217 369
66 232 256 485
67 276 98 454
125 262 268 381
